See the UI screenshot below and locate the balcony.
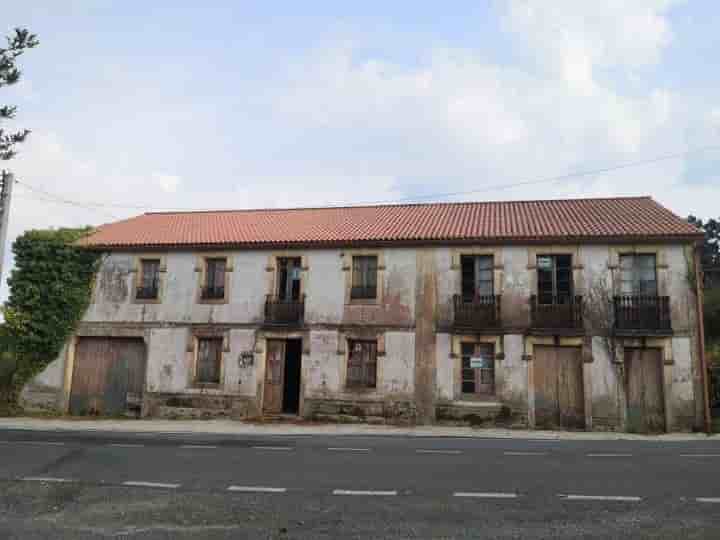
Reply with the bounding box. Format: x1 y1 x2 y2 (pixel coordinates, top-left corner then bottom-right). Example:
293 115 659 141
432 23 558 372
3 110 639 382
530 295 583 331
201 285 225 300
614 295 671 333
265 295 305 326
135 284 159 300
452 294 501 330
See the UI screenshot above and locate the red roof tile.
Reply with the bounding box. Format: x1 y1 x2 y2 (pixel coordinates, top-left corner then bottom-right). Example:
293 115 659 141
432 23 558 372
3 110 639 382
79 197 702 249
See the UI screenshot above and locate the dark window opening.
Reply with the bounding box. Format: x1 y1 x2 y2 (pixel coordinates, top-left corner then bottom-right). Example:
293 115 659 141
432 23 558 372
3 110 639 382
347 340 377 388
620 254 657 296
537 254 572 305
277 257 302 301
197 337 223 384
461 342 495 395
136 259 160 300
351 256 378 300
461 255 494 301
282 339 302 414
202 258 226 299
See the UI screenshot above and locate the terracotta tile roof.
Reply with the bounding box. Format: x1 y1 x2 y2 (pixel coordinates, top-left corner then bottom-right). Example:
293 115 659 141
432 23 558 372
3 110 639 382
79 196 702 249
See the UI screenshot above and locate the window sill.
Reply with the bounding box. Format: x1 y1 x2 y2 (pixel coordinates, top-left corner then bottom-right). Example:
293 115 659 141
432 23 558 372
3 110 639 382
458 393 498 403
191 382 222 390
346 299 379 306
344 386 378 394
198 298 228 305
133 297 162 305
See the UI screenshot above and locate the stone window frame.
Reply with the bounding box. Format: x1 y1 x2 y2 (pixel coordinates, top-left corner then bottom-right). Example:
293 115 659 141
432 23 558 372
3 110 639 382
342 249 386 305
608 245 668 296
188 327 231 389
526 245 584 297
195 253 234 305
450 247 504 297
264 252 310 300
337 329 386 394
130 254 167 305
449 334 504 402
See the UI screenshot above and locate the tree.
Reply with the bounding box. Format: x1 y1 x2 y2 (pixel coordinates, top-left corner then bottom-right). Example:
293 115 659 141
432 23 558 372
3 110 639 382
1 28 38 162
2 228 100 406
688 215 720 269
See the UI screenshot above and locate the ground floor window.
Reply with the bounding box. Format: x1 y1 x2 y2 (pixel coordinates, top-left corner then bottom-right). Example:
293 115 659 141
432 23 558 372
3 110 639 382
347 340 377 389
196 337 223 384
461 342 495 396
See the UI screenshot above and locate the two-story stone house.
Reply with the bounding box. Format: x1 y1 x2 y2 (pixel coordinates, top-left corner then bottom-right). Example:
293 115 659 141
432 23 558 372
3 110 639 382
23 197 708 432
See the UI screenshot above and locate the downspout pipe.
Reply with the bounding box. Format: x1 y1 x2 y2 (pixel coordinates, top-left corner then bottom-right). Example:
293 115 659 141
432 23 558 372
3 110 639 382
694 245 712 434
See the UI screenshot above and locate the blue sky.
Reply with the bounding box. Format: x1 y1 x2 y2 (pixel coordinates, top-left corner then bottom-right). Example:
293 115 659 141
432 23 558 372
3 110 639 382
2 1 720 273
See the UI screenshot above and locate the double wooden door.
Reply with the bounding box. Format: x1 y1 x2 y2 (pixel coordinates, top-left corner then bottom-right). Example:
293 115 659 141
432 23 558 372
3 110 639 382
70 338 146 416
624 348 665 433
534 346 585 429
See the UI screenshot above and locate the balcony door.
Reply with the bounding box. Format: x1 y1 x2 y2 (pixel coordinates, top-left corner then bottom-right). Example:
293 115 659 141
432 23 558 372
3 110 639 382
277 257 302 302
461 255 493 301
537 254 572 304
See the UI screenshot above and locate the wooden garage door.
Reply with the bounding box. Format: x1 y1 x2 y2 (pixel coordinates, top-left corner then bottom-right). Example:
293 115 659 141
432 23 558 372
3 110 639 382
70 338 146 416
625 348 665 433
534 346 585 430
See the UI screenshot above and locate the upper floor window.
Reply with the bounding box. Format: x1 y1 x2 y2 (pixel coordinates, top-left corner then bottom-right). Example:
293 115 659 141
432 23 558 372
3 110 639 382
196 337 223 385
537 254 572 304
461 255 493 300
202 258 226 300
277 257 302 301
347 340 377 389
136 259 160 300
350 255 378 300
620 254 657 296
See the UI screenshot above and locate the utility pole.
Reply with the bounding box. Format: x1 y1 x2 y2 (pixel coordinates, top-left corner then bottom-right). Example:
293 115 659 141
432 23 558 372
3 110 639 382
0 170 14 283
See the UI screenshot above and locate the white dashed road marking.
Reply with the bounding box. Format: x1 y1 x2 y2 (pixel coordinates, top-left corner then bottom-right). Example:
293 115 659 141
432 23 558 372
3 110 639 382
333 490 397 496
180 445 218 449
559 494 641 502
328 447 371 452
586 454 633 458
416 449 462 455
504 452 547 456
108 443 144 448
227 486 287 493
252 446 294 451
22 477 73 483
122 481 180 489
696 498 720 503
680 454 720 458
3 441 65 446
454 492 518 499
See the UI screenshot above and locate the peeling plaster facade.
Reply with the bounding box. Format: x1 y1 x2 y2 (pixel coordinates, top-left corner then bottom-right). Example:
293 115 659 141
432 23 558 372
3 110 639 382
23 241 705 432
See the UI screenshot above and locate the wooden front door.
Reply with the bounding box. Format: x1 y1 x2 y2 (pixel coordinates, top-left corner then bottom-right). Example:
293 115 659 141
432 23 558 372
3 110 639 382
263 339 286 414
70 338 146 416
534 346 585 430
625 348 665 433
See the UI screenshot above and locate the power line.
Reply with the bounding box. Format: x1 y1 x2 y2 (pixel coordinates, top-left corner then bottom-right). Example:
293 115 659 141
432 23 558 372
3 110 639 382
14 181 120 220
12 144 720 214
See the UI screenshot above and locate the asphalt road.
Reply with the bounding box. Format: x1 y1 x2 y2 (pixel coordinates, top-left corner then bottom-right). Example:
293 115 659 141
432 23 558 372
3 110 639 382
0 429 719 539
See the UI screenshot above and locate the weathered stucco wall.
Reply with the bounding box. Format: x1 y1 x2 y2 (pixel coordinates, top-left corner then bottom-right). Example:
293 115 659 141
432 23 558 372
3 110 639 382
24 241 703 432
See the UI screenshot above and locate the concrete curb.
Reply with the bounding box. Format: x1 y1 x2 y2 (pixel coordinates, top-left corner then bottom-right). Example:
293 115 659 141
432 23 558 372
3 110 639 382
0 417 715 441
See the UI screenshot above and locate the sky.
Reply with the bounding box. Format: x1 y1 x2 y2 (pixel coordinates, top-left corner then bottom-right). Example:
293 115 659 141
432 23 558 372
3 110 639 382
2 1 720 297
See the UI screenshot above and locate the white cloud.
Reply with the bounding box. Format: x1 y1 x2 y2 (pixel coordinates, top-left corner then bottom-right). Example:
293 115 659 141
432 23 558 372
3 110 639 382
505 0 681 92
2 0 719 304
152 173 181 194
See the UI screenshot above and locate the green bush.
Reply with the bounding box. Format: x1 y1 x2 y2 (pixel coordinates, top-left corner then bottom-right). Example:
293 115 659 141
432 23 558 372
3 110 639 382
2 228 100 404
